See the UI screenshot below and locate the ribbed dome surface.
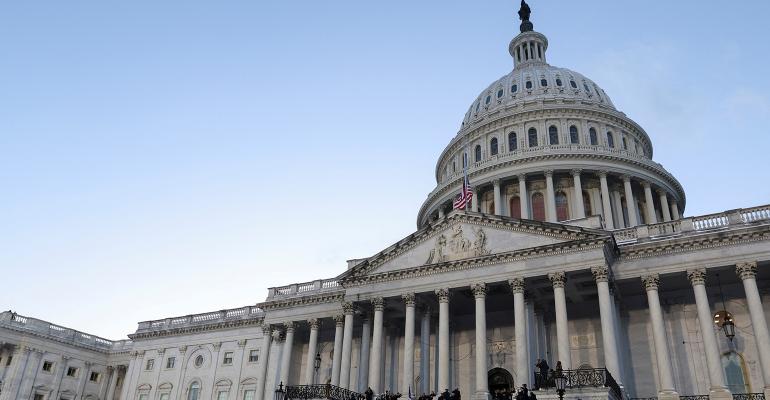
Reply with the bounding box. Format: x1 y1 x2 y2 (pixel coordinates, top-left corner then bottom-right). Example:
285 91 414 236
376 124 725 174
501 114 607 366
461 64 615 127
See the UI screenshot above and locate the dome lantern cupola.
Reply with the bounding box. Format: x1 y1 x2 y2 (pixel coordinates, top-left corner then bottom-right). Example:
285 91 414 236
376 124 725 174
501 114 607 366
510 1 548 68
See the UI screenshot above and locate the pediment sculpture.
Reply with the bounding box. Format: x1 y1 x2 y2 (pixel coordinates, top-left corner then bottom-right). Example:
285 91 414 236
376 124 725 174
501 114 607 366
425 225 489 264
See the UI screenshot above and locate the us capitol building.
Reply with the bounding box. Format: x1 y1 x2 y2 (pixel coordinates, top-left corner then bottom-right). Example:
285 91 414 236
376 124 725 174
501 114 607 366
2 3 769 400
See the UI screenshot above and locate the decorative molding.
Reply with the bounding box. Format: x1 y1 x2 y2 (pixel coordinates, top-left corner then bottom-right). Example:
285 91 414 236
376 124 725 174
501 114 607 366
571 169 582 177
509 277 525 294
401 293 416 307
425 224 489 264
308 319 320 330
283 322 295 332
619 227 770 260
435 288 450 303
686 268 707 286
261 292 345 312
261 326 271 336
548 271 567 288
333 315 345 327
471 283 487 298
736 261 757 281
237 339 247 348
341 301 354 315
213 342 222 351
129 317 264 340
641 273 660 291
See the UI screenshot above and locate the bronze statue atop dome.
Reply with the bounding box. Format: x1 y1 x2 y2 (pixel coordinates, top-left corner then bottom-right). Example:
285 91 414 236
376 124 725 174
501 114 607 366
518 0 533 32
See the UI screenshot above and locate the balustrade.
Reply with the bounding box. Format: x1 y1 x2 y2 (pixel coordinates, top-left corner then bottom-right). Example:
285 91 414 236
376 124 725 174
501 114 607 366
286 384 365 400
533 368 621 399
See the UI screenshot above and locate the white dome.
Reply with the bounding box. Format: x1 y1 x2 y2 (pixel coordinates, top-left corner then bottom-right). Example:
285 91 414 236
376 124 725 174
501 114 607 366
461 64 616 128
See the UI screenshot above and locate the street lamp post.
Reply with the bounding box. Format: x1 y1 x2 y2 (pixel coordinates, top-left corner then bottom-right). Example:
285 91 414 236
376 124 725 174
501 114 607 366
314 353 322 384
554 374 567 400
275 382 286 400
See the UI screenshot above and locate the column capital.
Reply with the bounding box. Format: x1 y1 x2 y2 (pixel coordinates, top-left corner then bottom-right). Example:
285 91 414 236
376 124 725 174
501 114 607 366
238 339 247 347
736 261 758 280
517 173 527 181
656 188 668 197
492 179 501 187
179 345 188 355
435 288 450 303
686 268 707 286
156 348 166 355
571 168 582 177
308 318 320 330
641 181 651 189
333 314 345 326
590 265 610 283
283 321 295 332
261 325 272 336
341 301 354 315
509 277 525 294
470 283 487 298
371 297 385 311
544 169 554 178
621 174 632 183
641 273 660 291
402 292 416 307
548 271 567 288
598 170 609 178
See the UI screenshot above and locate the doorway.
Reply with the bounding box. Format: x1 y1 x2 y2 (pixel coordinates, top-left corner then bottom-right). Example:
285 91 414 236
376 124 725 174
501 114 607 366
488 368 514 397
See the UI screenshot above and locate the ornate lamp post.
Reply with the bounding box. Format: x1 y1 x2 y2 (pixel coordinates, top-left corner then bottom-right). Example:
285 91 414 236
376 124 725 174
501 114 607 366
554 374 567 400
713 273 736 341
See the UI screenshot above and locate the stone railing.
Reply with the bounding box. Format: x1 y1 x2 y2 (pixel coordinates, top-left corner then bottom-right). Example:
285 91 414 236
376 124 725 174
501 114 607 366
613 204 770 245
0 311 132 353
267 278 342 300
135 305 264 334
631 394 764 400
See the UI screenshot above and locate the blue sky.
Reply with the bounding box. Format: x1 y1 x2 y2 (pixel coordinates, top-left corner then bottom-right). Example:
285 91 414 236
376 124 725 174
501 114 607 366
2 1 769 339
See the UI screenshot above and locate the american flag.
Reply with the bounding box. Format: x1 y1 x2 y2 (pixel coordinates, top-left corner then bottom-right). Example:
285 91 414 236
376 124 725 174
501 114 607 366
453 153 473 210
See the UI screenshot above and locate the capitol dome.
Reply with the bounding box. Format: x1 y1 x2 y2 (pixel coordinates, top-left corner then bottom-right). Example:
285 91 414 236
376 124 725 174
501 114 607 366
417 8 685 230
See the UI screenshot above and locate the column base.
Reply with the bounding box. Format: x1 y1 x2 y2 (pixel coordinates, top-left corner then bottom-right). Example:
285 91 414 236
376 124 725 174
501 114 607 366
657 390 680 400
763 387 770 400
707 387 732 400
472 391 490 400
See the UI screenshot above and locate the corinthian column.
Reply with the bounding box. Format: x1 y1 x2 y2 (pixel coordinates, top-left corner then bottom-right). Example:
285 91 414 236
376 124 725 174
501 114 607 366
591 266 621 385
369 297 385 393
736 262 770 398
493 180 502 215
571 169 585 219
622 175 638 226
279 322 296 385
358 315 371 391
331 315 345 385
641 274 679 400
340 302 355 389
548 272 571 368
545 170 557 222
509 278 530 387
304 319 320 385
518 174 530 219
435 288 450 392
598 171 614 229
658 190 672 222
402 293 416 394
686 269 731 400
255 325 272 400
471 283 489 399
642 182 657 224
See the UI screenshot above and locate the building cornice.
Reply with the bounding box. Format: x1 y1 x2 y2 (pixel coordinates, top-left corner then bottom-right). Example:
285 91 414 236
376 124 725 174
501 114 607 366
128 317 265 340
260 291 346 311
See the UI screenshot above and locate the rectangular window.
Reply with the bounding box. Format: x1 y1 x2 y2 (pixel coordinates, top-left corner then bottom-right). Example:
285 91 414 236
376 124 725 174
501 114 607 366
66 366 78 377
145 359 154 370
166 357 176 369
244 390 256 400
223 352 233 365
248 350 258 363
90 371 100 382
139 395 148 400
42 361 53 372
217 392 228 400
34 395 44 400
160 394 170 400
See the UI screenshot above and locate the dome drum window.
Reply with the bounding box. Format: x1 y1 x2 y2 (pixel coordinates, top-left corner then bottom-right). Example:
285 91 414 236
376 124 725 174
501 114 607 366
540 78 548 87
511 84 518 94
528 128 538 147
485 95 491 105
490 138 498 156
569 126 579 144
556 78 563 87
570 80 577 89
474 145 482 162
589 128 598 146
548 126 559 145
497 89 504 99
526 81 533 90
508 132 518 151
606 132 615 148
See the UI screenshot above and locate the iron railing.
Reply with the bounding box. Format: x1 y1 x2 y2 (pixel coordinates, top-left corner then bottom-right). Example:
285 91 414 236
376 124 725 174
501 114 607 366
680 396 709 400
631 394 765 400
533 368 621 399
286 385 365 400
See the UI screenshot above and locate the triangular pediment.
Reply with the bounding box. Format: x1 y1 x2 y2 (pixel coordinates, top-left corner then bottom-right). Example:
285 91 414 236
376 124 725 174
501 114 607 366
342 212 609 281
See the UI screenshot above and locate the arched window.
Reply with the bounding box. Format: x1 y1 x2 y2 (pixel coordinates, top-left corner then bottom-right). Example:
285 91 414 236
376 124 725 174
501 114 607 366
497 89 504 98
569 125 579 144
723 352 749 394
531 193 545 221
540 78 548 87
474 145 482 162
528 128 538 147
511 84 518 93
509 196 521 219
556 78 563 87
490 138 498 156
508 132 518 151
188 382 200 400
622 136 628 150
526 81 533 89
606 132 615 148
485 95 491 105
548 126 559 145
582 191 592 216
589 128 598 145
452 161 456 173
583 82 591 93
570 80 578 89
556 191 570 221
